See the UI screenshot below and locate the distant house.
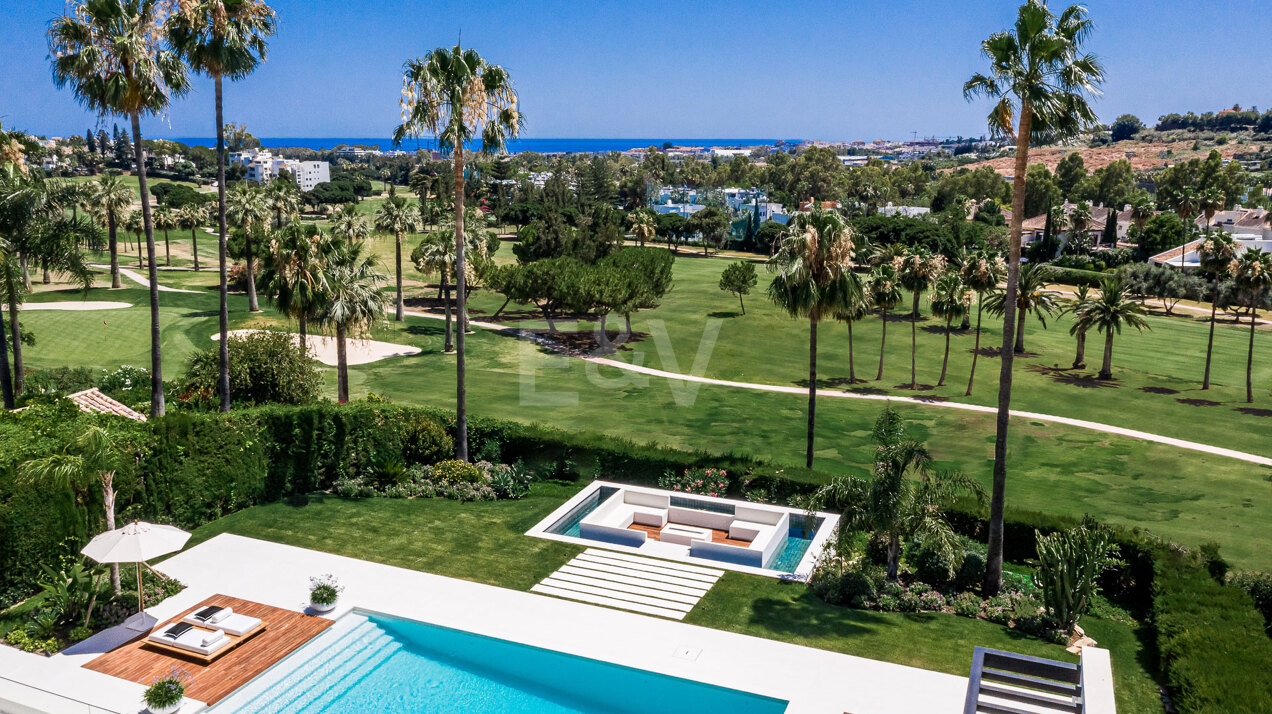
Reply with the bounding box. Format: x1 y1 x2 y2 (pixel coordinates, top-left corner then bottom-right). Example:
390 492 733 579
653 203 706 218
1199 207 1271 239
1020 202 1147 246
797 199 840 212
229 149 330 192
67 388 146 422
1151 233 1270 270
880 203 930 218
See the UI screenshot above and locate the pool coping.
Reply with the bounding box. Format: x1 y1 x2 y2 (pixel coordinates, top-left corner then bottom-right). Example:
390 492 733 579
525 480 841 580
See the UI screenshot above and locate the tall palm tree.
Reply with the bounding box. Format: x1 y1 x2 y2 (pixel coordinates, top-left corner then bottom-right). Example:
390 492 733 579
259 222 331 349
930 273 969 387
19 426 125 593
767 209 863 469
264 178 298 230
985 262 1060 354
1074 276 1149 380
154 204 177 266
374 196 422 322
869 263 903 382
50 0 191 417
411 231 457 353
1197 231 1239 389
1061 284 1094 369
629 209 656 248
1198 187 1224 229
1067 200 1092 244
124 209 144 267
1231 247 1272 403
87 174 132 288
836 295 870 384
1128 195 1154 237
392 40 523 463
964 0 1104 594
179 202 208 270
168 0 277 413
330 202 370 244
316 239 385 403
226 183 269 311
810 407 983 581
897 247 946 389
960 249 1006 395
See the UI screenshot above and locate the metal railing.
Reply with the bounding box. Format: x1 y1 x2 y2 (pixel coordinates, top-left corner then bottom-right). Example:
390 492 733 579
963 646 1085 714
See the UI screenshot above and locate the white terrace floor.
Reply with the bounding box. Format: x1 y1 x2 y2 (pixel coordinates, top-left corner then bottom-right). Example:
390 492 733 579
1 534 973 714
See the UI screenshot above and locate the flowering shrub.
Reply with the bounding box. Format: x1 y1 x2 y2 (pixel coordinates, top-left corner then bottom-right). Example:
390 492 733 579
331 460 525 503
658 467 729 496
918 590 947 612
431 460 483 485
950 591 983 617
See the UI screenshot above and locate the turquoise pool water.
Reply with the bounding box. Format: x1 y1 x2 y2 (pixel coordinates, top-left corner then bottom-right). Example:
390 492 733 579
220 612 788 713
765 516 822 573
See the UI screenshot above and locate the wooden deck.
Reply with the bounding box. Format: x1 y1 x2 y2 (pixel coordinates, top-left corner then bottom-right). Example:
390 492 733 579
627 522 752 547
84 594 331 705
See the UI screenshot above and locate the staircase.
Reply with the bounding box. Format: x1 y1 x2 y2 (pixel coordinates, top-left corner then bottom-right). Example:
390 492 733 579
963 647 1087 714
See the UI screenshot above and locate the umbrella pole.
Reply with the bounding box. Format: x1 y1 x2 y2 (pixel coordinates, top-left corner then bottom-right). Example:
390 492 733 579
136 562 144 613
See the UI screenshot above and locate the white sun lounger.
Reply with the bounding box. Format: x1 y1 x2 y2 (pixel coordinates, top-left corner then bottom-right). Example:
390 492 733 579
147 622 232 659
182 606 263 638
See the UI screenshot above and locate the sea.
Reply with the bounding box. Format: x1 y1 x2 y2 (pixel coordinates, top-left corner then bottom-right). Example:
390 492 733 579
167 137 790 155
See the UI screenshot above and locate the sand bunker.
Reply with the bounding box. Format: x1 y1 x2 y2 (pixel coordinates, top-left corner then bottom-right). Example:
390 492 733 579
212 329 421 366
3 301 132 311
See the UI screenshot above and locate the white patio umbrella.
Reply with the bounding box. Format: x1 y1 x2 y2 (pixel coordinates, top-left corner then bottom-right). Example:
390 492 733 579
81 521 190 614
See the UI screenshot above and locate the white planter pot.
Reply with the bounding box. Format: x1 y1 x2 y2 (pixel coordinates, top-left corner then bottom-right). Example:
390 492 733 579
310 599 337 613
147 699 184 714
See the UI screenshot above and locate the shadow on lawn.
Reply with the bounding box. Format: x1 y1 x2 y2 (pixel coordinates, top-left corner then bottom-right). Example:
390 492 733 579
1177 397 1223 407
1139 386 1180 395
707 311 743 319
1026 364 1119 389
1234 407 1272 418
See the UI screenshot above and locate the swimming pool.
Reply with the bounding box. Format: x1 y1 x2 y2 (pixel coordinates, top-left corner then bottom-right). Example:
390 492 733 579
214 611 788 713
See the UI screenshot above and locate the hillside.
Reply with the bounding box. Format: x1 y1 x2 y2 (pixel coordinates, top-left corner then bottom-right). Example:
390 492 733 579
958 136 1266 175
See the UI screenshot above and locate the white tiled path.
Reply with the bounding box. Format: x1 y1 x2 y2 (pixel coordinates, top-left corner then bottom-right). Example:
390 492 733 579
531 548 723 620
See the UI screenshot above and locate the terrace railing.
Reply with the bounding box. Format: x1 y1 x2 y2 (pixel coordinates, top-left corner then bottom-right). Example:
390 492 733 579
962 646 1115 714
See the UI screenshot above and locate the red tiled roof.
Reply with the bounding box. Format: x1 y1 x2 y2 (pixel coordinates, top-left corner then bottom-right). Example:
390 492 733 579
66 388 146 421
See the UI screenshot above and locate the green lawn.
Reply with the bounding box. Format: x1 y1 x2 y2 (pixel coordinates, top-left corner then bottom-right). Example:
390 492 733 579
184 487 1161 714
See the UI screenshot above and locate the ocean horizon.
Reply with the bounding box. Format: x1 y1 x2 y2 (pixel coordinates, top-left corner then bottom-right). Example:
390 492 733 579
165 137 792 154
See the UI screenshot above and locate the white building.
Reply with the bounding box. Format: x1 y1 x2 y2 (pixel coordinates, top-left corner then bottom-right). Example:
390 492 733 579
880 203 931 218
229 149 330 192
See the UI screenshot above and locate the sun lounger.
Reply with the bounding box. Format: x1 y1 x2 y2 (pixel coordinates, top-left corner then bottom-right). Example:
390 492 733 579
147 622 233 660
181 606 263 638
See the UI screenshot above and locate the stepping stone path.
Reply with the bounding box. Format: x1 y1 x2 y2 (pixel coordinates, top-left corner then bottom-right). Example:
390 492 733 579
531 548 723 620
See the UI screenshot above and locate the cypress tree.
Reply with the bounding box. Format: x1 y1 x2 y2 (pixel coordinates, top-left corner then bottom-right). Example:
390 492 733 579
1101 208 1118 246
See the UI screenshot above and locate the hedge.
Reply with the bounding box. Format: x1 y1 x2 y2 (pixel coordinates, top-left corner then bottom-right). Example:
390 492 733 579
1047 266 1112 287
1154 550 1272 713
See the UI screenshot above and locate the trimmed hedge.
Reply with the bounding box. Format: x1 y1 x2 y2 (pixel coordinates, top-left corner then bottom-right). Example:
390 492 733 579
1047 266 1112 287
1154 550 1272 713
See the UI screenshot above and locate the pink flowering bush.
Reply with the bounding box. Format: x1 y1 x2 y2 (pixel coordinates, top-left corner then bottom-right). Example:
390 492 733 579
658 467 729 497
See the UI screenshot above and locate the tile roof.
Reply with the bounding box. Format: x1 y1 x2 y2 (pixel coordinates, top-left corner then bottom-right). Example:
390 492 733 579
66 388 147 421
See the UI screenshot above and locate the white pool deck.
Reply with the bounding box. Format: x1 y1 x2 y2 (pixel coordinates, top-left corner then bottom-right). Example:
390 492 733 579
0 533 993 714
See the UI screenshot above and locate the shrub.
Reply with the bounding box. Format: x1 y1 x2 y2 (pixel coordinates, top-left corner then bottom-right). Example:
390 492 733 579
68 626 93 643
308 574 342 606
951 591 982 617
875 594 900 612
97 365 152 405
430 460 483 485
897 588 922 613
487 462 532 500
810 557 877 608
400 413 453 465
658 467 729 496
1227 570 1272 632
955 550 986 592
5 629 62 654
19 367 97 398
918 590 947 612
182 330 321 407
864 533 890 566
144 672 187 710
1034 518 1120 632
912 542 961 588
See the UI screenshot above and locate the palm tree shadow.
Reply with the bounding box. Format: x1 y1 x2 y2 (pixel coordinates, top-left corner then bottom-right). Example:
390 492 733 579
1176 397 1223 407
1139 386 1180 395
1234 407 1272 417
1026 364 1119 389
707 311 743 319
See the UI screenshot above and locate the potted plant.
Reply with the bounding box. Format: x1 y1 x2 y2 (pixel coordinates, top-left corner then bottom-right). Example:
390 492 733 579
308 574 343 613
143 669 188 714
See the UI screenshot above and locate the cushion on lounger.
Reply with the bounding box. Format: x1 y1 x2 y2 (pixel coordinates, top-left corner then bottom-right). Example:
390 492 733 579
202 629 224 647
191 606 221 622
208 606 232 623
164 622 193 639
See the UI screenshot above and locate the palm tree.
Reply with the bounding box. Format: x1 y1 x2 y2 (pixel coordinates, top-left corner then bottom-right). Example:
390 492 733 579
869 263 903 382
374 196 422 322
985 262 1060 354
930 273 969 387
259 222 331 349
897 247 946 389
392 40 523 463
154 204 177 266
169 0 276 413
836 296 870 384
179 202 208 270
264 178 298 230
629 209 656 248
1061 284 1094 369
1074 276 1150 380
124 209 144 267
1197 231 1239 389
810 407 984 581
1198 187 1224 229
963 0 1104 594
1231 248 1272 403
767 209 863 469
226 183 269 311
1128 195 1154 236
87 174 132 289
50 0 191 417
960 249 1006 396
316 239 385 403
19 426 125 593
330 202 370 244
1067 200 1092 244
411 231 457 353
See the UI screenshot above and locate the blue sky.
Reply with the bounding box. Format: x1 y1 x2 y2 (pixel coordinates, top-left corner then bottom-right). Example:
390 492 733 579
3 0 1270 141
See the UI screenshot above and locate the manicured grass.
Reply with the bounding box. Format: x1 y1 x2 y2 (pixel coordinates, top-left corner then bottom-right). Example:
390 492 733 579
185 487 1160 714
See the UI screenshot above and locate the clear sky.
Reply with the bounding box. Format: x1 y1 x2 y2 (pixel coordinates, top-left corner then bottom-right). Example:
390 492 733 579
2 0 1270 142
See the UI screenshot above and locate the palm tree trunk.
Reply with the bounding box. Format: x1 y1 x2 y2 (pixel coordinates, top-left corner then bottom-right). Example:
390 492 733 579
984 101 1033 597
41 258 50 285
102 477 119 594
910 293 919 389
442 278 454 352
454 143 469 462
847 319 855 382
394 231 404 321
806 317 817 470
244 233 259 312
0 304 11 409
215 75 231 412
163 227 170 266
1014 308 1026 354
939 316 951 386
298 312 307 352
136 233 143 268
1246 301 1256 402
1073 328 1087 369
108 212 121 289
131 112 164 418
190 227 200 271
876 308 888 381
1100 330 1115 380
1203 278 1219 389
886 533 901 581
6 291 21 397
20 254 31 292
966 297 983 396
336 323 349 403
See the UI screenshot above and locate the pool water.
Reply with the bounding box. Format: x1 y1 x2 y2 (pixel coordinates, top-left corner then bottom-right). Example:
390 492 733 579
765 517 821 573
546 486 619 538
217 612 787 713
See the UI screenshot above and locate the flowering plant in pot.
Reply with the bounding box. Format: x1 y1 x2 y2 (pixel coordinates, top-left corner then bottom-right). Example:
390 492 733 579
144 668 189 714
309 574 343 613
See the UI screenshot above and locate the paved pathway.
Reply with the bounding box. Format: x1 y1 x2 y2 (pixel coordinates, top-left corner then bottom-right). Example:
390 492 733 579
91 265 201 293
532 548 722 620
402 308 1272 467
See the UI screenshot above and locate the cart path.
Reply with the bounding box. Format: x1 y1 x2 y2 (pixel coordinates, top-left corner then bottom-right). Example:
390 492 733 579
402 308 1272 467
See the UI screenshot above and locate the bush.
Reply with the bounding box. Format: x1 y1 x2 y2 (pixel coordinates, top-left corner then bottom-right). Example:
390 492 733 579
430 459 482 485
1227 570 1272 632
810 557 877 608
950 591 982 617
912 542 961 587
658 467 729 496
19 367 97 399
864 533 890 566
918 590 947 612
183 330 322 407
955 550 986 592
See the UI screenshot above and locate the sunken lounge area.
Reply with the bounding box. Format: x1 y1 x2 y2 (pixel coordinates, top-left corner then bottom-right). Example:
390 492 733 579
85 594 331 705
